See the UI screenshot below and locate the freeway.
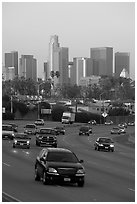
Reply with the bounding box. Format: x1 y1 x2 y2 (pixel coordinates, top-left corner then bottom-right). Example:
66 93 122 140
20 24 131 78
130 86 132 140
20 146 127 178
2 121 135 202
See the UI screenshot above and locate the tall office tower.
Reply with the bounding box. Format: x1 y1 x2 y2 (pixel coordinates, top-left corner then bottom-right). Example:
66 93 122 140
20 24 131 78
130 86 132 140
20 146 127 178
59 47 69 85
70 57 89 86
90 47 113 76
5 51 18 77
44 62 48 81
48 35 60 83
19 55 37 81
115 52 130 78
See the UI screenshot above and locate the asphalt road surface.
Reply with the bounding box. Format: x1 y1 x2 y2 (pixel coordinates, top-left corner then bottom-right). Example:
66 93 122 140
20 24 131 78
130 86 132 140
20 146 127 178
2 121 135 202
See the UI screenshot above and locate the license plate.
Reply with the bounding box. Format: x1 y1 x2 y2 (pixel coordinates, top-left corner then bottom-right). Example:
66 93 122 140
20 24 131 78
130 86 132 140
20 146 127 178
105 147 108 149
20 143 24 145
64 178 70 182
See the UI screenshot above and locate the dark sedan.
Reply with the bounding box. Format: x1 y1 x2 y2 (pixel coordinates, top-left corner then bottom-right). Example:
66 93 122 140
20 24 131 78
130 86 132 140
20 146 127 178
35 148 85 187
94 137 115 152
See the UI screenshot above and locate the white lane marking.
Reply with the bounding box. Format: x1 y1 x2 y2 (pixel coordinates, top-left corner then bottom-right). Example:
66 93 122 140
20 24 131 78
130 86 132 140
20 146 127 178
2 191 21 202
128 188 135 192
22 150 30 155
2 162 10 167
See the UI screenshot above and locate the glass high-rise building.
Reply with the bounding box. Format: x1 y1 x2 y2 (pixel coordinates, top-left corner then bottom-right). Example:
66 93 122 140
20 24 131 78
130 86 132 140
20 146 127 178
19 55 37 81
90 47 113 76
48 35 69 86
48 35 60 82
70 57 91 86
115 52 130 78
5 51 18 77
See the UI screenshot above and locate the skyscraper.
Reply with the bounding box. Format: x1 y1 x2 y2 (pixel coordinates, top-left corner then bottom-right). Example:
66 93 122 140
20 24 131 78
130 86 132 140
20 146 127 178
48 35 69 86
115 52 130 78
90 47 113 76
19 55 37 81
70 57 90 86
48 35 60 82
5 51 18 77
59 47 69 85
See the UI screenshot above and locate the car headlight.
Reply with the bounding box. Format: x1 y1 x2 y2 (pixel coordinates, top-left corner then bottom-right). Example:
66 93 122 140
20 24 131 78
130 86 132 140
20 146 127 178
99 144 103 146
76 169 85 174
48 168 59 175
27 141 30 144
110 144 114 147
12 133 15 137
14 140 17 144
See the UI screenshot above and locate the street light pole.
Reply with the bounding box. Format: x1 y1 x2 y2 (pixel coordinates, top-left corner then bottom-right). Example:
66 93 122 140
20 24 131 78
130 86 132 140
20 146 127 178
37 82 45 119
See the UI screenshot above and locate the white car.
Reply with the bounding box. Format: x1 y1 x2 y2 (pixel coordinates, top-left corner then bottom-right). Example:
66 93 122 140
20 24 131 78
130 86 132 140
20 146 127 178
105 120 113 125
35 119 44 126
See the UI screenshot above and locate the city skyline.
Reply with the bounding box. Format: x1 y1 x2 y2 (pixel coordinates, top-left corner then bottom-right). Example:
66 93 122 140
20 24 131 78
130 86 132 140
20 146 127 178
2 2 135 79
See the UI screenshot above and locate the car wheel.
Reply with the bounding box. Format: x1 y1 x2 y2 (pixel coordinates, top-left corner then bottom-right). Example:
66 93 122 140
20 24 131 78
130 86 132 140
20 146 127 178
97 146 100 151
78 180 84 187
94 146 97 150
13 145 15 148
43 172 48 185
35 167 40 181
54 144 57 148
111 149 114 152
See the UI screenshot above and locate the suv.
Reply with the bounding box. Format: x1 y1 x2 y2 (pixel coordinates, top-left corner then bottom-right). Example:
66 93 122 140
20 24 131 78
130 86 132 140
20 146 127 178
13 133 31 149
35 148 85 187
2 124 15 140
24 124 37 135
35 119 44 126
94 137 114 152
36 128 57 147
54 126 65 135
79 126 92 136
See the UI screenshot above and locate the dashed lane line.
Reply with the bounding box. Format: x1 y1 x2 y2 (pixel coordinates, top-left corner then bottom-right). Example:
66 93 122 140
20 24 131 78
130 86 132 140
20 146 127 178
2 162 11 167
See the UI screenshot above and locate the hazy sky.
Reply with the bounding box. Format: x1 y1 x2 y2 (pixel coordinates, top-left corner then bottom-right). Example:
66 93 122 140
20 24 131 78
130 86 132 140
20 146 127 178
2 2 135 79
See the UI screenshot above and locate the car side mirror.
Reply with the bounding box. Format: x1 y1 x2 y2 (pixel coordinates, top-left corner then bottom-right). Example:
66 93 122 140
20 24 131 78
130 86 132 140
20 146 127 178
40 157 46 162
79 159 84 163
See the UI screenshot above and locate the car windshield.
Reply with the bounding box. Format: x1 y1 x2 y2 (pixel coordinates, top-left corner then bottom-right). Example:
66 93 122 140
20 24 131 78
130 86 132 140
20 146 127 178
55 127 63 130
15 134 29 139
99 138 112 143
80 127 89 131
2 125 13 131
26 125 35 128
37 119 42 122
62 116 69 119
40 129 54 134
47 152 79 163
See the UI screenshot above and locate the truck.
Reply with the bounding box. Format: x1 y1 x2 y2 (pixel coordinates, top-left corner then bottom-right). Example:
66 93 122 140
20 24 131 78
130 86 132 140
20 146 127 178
61 112 75 124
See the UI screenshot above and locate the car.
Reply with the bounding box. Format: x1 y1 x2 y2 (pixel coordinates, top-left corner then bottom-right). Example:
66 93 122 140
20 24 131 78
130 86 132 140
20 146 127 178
88 120 97 125
13 133 31 149
34 119 44 126
24 124 37 135
2 124 15 140
54 126 65 135
127 121 135 126
105 120 113 125
94 137 114 152
111 127 126 134
34 148 85 187
8 123 18 132
79 126 92 136
36 128 57 147
118 122 127 128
